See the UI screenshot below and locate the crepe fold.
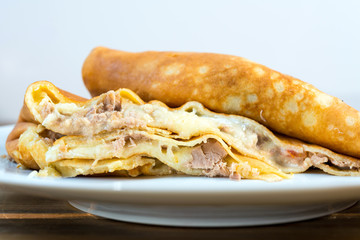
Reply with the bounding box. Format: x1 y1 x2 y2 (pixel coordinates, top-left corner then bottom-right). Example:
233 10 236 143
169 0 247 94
82 47 360 159
6 81 360 180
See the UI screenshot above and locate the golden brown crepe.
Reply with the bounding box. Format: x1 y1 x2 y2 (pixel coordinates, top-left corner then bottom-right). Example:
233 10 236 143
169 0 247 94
6 81 360 180
82 47 360 159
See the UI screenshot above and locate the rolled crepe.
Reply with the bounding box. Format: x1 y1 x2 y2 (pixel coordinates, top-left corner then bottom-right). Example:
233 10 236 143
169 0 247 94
82 47 360 159
6 81 360 180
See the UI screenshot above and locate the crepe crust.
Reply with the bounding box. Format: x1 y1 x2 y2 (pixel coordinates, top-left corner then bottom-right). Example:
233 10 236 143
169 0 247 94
6 82 88 169
82 47 360 158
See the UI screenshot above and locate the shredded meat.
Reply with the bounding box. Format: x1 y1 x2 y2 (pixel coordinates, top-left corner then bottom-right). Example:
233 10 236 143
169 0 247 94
204 161 229 177
112 136 126 151
229 163 242 180
190 139 229 177
309 152 360 170
39 99 55 119
191 139 227 169
328 156 360 169
112 133 148 151
276 149 360 172
309 153 328 165
42 91 146 136
92 91 121 113
191 146 213 169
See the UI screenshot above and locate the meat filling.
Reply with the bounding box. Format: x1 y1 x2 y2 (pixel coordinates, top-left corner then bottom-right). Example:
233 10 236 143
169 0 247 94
190 137 360 177
40 91 146 136
276 149 360 171
112 133 147 151
309 152 360 170
190 139 229 177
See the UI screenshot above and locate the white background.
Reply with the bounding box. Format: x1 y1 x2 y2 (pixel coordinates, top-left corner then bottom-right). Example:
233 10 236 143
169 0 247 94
0 0 359 124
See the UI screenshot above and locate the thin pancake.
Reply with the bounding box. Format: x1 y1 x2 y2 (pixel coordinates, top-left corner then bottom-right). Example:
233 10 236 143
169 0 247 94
82 47 360 158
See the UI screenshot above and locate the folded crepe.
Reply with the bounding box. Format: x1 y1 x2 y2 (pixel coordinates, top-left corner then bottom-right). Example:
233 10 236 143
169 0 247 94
6 81 360 180
82 47 360 160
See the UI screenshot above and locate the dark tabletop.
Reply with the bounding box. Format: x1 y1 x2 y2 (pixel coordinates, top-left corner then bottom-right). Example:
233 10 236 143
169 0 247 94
0 188 359 240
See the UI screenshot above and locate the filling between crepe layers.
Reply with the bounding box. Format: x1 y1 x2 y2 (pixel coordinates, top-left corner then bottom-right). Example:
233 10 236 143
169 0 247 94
30 90 360 179
19 125 176 178
37 127 360 180
36 127 283 180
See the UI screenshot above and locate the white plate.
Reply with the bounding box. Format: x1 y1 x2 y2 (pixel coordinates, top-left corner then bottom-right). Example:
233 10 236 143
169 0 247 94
0 124 360 227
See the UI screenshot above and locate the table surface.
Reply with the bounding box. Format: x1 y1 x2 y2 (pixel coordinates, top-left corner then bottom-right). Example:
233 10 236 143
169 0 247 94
0 189 359 240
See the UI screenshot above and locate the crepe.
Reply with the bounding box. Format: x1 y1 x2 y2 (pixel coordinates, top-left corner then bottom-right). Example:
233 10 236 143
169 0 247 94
82 47 360 159
6 81 360 180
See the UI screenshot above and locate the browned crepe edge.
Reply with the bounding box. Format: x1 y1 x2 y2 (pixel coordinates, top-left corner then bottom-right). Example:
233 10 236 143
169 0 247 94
5 81 88 169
